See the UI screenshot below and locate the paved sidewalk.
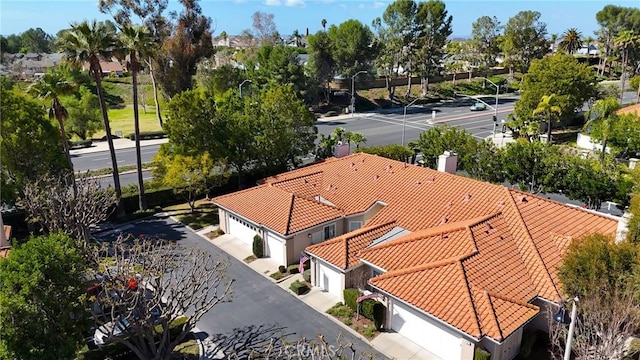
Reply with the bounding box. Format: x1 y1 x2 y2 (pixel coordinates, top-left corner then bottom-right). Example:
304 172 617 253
69 137 169 155
194 226 441 360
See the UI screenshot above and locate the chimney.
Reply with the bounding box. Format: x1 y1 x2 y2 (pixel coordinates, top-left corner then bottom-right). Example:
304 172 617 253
615 212 632 244
437 151 457 174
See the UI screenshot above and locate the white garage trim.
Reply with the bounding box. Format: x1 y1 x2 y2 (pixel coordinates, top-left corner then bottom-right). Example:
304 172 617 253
390 298 464 360
265 231 286 266
227 213 257 246
316 259 344 299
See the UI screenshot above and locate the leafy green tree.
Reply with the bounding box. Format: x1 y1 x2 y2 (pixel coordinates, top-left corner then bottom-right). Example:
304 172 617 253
20 27 53 53
120 24 155 211
413 0 452 94
558 155 617 209
413 125 477 171
501 140 561 193
513 53 597 129
155 0 214 98
247 45 308 100
584 97 621 162
2 33 22 54
0 85 68 205
0 233 89 360
65 85 102 140
194 63 243 99
249 84 318 172
372 0 419 100
328 19 377 77
606 113 640 158
306 30 335 103
558 28 583 54
154 150 227 212
58 20 124 217
614 29 639 97
356 144 414 163
500 11 549 75
470 15 502 70
26 69 75 171
465 140 505 184
595 5 640 78
532 94 562 142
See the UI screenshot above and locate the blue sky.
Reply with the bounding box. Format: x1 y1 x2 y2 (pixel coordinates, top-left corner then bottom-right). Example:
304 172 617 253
1 0 638 39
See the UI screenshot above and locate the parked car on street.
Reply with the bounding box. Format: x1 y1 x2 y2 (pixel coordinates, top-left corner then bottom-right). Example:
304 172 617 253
470 102 487 111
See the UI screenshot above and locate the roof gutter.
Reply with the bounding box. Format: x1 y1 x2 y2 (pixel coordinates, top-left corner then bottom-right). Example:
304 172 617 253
359 258 387 274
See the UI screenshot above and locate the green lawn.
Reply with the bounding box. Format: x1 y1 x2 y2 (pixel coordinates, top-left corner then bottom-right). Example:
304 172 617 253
163 199 219 230
91 106 164 139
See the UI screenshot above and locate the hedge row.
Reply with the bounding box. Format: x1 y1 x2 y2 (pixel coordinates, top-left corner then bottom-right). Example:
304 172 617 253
70 139 93 149
289 280 309 295
360 299 385 330
127 131 166 140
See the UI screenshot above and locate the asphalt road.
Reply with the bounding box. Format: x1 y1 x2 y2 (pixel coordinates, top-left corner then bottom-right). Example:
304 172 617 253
97 216 386 360
72 144 162 172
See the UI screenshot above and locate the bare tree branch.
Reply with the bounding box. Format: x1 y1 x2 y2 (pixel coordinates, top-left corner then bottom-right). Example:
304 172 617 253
20 173 117 245
87 235 233 360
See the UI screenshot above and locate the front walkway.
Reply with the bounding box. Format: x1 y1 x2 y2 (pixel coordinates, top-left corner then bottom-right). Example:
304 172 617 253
196 226 442 360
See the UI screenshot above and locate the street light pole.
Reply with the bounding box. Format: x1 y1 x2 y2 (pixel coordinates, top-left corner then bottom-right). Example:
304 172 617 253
402 98 422 146
553 296 579 360
239 79 252 98
351 71 368 117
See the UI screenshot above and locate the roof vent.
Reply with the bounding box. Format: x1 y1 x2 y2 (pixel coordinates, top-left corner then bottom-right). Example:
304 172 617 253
496 201 506 209
350 162 356 168
352 168 358 172
463 193 472 202
440 232 448 240
444 201 452 209
373 174 380 180
416 181 422 185
426 176 436 183
520 196 528 203
385 164 393 172
304 179 309 184
326 184 333 191
440 216 449 225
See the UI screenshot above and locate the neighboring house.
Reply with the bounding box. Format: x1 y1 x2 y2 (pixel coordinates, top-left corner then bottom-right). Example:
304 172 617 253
82 60 124 77
214 152 621 360
4 52 63 79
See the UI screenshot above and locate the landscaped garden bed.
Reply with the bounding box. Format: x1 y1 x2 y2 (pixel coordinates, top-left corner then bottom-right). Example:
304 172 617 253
326 302 380 340
269 263 310 281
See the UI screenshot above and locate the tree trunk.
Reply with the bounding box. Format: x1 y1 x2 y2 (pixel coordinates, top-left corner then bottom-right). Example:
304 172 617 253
601 137 607 164
147 58 163 128
452 73 456 86
405 71 412 98
468 70 472 82
421 77 429 97
620 50 628 101
601 57 607 77
132 54 147 211
92 58 125 218
546 114 552 144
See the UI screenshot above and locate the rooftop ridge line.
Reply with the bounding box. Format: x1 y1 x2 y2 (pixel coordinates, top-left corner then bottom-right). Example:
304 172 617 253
371 251 478 282
482 290 504 341
306 221 396 252
504 187 562 300
507 188 619 221
269 170 324 186
285 193 295 235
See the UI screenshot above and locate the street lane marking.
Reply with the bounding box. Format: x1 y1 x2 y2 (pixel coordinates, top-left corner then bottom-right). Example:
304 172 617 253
91 157 109 161
365 114 431 130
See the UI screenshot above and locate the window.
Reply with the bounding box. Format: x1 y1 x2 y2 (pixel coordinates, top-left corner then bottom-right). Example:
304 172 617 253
348 221 362 232
372 269 382 277
323 224 335 240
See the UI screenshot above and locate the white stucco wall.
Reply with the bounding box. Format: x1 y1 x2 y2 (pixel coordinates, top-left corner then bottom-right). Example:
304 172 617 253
265 231 287 266
316 260 344 299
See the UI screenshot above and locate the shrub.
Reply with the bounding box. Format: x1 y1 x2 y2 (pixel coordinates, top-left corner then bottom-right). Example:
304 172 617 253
252 235 263 258
363 327 376 338
70 139 92 149
325 110 338 117
303 269 311 282
343 318 352 326
289 280 309 295
343 288 359 312
278 265 287 273
474 348 491 360
127 130 166 140
287 264 299 274
326 303 353 318
360 299 385 329
270 271 284 280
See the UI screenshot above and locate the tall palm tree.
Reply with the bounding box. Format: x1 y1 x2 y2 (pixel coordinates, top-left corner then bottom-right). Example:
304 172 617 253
58 20 125 217
120 24 154 211
614 30 639 100
533 94 562 144
585 98 621 163
26 70 74 172
558 28 583 54
321 19 327 31
584 36 595 56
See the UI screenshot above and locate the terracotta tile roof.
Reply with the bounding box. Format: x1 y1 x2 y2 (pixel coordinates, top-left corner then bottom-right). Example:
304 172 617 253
617 103 640 116
217 153 619 342
306 221 396 270
214 185 343 235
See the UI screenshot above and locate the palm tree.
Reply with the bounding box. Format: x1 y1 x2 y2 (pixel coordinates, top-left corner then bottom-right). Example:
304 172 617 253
585 98 621 163
120 24 154 211
321 19 327 31
614 30 639 100
533 94 562 144
58 20 125 217
584 35 595 56
558 28 583 54
550 33 558 52
27 70 74 172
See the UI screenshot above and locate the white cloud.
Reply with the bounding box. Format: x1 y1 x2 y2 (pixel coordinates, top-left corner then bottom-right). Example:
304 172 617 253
373 2 385 8
265 0 282 5
285 0 305 6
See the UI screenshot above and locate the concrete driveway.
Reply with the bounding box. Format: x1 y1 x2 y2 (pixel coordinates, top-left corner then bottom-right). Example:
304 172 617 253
99 215 387 360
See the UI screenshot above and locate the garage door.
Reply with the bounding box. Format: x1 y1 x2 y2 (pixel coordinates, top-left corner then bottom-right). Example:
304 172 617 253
317 262 343 299
266 232 286 266
391 301 461 360
227 214 257 246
